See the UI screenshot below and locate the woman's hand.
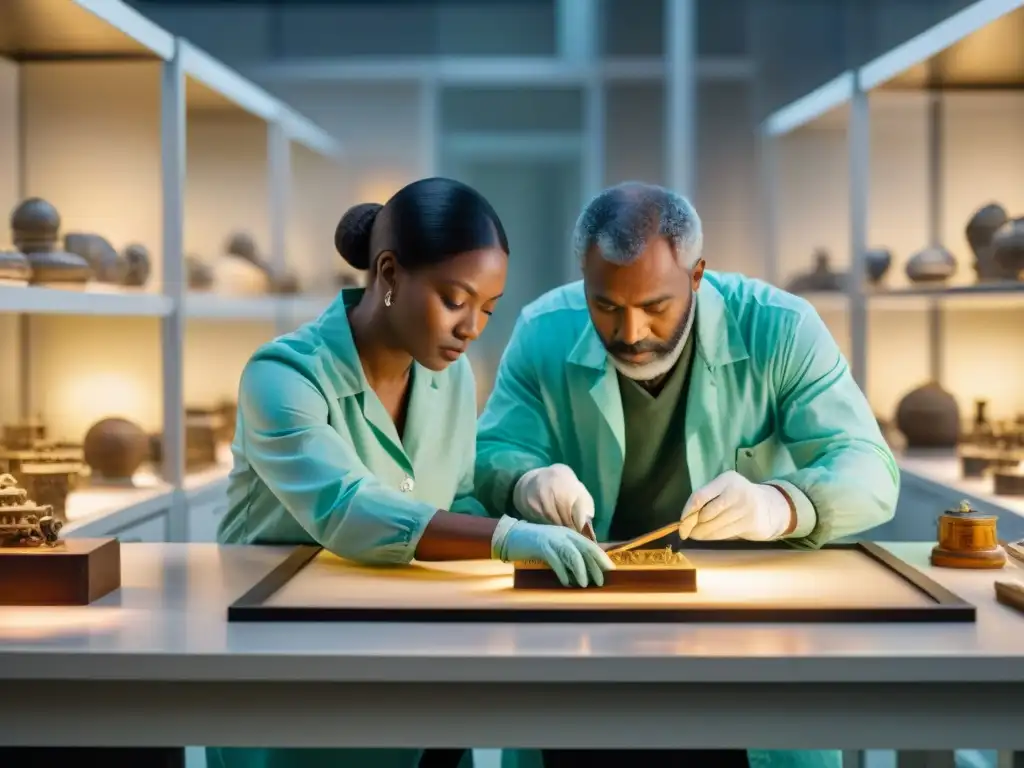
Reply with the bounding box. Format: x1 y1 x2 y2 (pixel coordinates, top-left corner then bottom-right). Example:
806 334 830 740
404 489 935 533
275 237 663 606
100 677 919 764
491 516 615 587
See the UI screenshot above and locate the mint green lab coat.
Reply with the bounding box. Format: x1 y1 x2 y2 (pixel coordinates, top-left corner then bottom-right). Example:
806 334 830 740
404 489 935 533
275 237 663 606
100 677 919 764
209 288 481 768
475 272 900 768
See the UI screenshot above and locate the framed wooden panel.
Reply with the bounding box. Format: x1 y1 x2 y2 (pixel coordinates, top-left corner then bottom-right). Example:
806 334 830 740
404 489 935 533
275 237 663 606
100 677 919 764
227 541 976 623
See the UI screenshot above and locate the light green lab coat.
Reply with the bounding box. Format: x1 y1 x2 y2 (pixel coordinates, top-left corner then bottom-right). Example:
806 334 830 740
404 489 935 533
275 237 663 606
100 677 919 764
209 288 482 768
475 272 900 768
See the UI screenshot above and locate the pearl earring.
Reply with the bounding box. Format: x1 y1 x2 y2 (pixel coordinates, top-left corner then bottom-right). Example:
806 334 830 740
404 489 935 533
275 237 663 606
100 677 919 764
384 290 393 307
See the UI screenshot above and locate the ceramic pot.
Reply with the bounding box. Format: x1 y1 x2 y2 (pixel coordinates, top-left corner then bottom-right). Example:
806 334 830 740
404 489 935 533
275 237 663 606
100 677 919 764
992 217 1024 278
185 255 214 290
0 249 31 284
83 417 150 481
10 198 92 286
895 381 961 448
965 202 1011 280
64 232 126 284
864 248 892 284
905 245 956 283
785 249 846 293
121 243 151 287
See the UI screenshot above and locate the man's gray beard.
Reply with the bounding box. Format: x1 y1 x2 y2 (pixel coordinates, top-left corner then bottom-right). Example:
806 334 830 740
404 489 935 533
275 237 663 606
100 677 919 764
610 293 697 382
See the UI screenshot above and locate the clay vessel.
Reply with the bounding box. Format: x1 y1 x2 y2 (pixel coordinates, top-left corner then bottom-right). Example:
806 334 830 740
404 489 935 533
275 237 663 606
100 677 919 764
0 250 31 284
965 202 1011 280
64 232 126 284
905 245 956 283
83 417 150 481
895 381 961 448
121 244 151 287
785 249 846 293
10 198 92 286
992 217 1024 278
864 248 892 284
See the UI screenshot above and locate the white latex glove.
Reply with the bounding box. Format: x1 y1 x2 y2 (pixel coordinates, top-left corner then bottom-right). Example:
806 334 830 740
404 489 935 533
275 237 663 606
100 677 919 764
678 471 792 541
512 464 595 532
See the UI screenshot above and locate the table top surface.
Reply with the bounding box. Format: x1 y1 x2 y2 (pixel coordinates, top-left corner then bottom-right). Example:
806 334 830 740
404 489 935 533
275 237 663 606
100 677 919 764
1 542 1023 684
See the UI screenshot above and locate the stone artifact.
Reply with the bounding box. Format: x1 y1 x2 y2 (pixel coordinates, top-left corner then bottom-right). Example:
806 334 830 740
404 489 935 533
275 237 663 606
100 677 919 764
514 547 697 591
905 245 956 283
992 217 1024 278
121 243 151 287
64 232 126 284
185 255 215 290
894 381 960 448
2 421 46 450
965 202 1013 280
83 417 150 484
10 198 93 287
0 473 62 548
0 249 31 285
784 249 846 293
16 462 77 522
930 500 1006 569
994 464 1024 497
864 248 892 285
224 231 300 295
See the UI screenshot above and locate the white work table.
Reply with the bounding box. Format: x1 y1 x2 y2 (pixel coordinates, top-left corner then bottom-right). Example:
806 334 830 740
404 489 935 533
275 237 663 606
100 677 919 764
0 543 1022 753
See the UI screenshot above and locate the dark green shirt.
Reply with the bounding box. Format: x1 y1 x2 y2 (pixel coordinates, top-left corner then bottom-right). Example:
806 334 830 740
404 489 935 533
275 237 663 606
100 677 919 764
609 330 697 541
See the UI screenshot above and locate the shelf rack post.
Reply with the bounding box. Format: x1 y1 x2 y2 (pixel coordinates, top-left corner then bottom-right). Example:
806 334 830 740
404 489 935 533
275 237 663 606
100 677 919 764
666 0 697 200
758 129 779 286
926 90 945 384
161 38 188 541
267 114 290 335
847 72 869 391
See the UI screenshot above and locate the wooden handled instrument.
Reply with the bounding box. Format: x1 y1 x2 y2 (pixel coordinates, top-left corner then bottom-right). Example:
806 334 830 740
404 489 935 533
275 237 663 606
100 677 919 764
604 520 680 555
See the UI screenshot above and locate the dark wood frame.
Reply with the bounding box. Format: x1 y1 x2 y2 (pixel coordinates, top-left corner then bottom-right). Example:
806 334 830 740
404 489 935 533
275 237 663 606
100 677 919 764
227 541 976 624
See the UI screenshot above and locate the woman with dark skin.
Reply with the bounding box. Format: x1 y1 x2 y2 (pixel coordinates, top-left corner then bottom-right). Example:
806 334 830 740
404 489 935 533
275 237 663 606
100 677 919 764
209 177 612 768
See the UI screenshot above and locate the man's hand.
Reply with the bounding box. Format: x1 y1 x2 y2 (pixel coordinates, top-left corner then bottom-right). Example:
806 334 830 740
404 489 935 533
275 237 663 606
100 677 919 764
678 471 793 541
512 464 595 532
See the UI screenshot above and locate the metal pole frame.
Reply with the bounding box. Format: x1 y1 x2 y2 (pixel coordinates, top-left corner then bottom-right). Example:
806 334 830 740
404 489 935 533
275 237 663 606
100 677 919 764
847 73 869 392
267 114 290 335
926 90 944 384
666 0 696 199
160 40 187 541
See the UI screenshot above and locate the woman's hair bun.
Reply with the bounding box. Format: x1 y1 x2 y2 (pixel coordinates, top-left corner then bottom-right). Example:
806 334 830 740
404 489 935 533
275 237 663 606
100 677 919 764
335 202 383 271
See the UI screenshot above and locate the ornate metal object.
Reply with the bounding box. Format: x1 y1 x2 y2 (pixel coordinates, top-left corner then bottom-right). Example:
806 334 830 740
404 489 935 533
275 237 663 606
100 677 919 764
0 473 63 548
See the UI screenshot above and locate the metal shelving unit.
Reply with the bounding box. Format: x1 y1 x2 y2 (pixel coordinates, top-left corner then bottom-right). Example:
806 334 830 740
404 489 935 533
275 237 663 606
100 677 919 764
760 0 1024 527
0 0 342 542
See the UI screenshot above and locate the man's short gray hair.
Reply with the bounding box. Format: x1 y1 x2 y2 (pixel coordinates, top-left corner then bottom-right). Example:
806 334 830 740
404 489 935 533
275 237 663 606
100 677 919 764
572 181 703 268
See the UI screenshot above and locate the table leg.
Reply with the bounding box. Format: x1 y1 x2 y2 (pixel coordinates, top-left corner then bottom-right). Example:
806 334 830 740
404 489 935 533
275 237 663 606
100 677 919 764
896 752 955 768
998 752 1024 768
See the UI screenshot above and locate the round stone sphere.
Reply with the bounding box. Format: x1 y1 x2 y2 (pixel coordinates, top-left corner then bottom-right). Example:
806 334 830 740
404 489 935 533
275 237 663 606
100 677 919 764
83 417 150 481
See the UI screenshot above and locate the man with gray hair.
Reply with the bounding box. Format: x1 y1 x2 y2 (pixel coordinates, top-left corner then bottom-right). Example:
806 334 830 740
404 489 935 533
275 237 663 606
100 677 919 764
475 182 899 766
476 180 897 563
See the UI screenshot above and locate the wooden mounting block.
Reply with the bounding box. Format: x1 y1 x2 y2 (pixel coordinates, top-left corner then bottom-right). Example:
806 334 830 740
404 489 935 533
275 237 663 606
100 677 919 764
0 538 120 605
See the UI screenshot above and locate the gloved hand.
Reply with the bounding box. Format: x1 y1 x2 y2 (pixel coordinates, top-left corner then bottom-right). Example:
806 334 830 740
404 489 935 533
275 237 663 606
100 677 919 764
678 471 793 541
512 463 595 532
492 515 614 587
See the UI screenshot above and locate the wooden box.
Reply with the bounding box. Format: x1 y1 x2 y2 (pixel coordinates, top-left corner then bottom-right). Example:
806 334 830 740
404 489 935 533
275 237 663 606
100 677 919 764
513 547 697 591
0 538 121 605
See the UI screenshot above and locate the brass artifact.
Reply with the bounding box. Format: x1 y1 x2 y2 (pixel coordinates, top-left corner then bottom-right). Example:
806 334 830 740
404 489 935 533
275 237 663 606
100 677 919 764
905 245 956 283
0 473 62 548
83 417 149 484
10 198 93 286
930 500 1005 569
0 249 31 285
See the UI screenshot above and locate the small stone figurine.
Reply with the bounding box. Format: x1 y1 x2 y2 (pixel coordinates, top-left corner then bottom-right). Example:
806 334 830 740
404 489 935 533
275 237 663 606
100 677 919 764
10 198 92 287
0 473 63 548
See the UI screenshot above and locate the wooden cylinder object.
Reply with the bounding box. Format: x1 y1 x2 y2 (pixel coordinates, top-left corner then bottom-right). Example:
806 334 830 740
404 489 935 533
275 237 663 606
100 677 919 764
930 500 1006 569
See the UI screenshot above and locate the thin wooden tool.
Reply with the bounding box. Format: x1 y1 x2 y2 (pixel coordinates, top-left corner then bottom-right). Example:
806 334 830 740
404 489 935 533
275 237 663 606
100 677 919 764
581 520 597 542
994 580 1024 615
604 520 680 555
